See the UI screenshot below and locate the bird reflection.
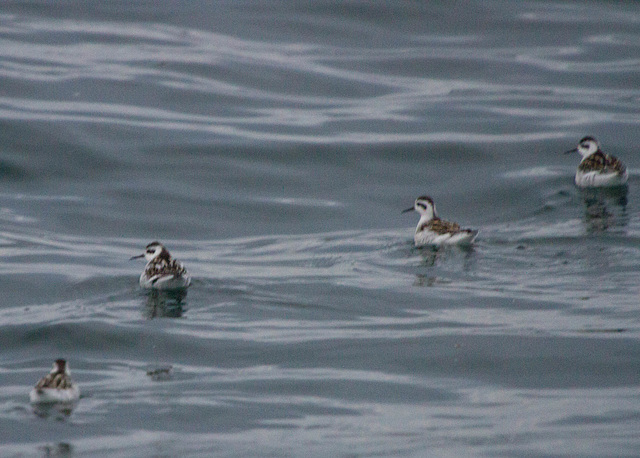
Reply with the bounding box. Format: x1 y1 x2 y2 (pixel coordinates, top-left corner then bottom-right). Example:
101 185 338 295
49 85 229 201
412 244 476 287
580 186 628 233
417 245 441 267
416 244 475 266
31 402 76 420
143 289 187 318
413 273 440 287
146 364 173 381
38 442 73 457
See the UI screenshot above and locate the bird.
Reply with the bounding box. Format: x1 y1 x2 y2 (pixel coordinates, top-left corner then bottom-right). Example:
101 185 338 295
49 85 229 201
403 196 478 246
130 241 191 290
29 359 80 404
565 136 628 187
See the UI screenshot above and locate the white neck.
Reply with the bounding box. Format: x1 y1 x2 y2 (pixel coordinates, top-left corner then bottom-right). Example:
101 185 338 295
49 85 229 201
417 205 436 228
578 142 599 160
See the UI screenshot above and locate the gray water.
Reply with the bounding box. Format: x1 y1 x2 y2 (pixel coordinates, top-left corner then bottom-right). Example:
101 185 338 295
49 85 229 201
1 1 640 456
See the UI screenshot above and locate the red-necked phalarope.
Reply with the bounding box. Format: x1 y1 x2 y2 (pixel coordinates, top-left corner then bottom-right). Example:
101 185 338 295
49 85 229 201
130 241 191 290
565 136 628 188
30 359 80 404
403 196 478 246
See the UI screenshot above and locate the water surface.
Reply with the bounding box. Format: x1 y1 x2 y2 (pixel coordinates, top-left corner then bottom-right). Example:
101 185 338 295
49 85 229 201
1 1 640 456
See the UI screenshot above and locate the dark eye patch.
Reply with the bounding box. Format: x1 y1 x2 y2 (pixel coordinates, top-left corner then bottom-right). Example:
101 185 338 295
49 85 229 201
417 203 427 210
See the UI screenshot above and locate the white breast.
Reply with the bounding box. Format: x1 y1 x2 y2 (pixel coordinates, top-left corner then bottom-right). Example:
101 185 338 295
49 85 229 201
140 272 192 290
575 170 628 188
30 385 80 404
415 229 477 247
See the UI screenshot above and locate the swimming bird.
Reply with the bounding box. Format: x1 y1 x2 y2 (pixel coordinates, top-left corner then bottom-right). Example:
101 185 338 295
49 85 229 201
29 359 80 404
130 241 191 290
565 136 628 187
403 196 478 246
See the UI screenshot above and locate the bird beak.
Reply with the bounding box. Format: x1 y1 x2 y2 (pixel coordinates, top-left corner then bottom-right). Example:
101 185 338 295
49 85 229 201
401 206 414 213
564 148 577 155
130 253 145 260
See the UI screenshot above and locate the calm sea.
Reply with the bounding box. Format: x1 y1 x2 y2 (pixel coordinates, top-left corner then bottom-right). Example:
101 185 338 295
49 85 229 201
1 0 640 456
